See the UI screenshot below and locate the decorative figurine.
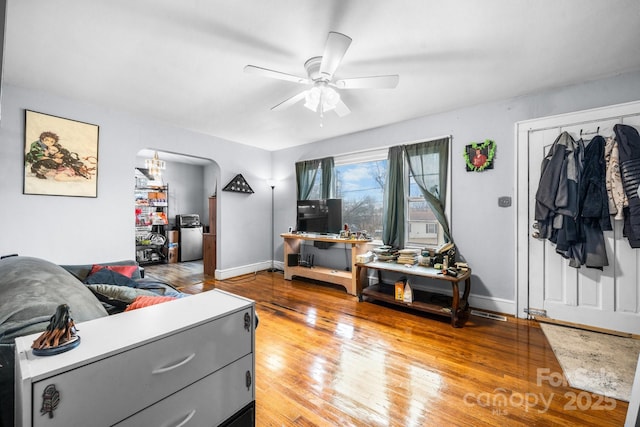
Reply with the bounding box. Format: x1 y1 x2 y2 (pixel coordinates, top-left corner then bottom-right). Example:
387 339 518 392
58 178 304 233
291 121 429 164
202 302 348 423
31 304 80 356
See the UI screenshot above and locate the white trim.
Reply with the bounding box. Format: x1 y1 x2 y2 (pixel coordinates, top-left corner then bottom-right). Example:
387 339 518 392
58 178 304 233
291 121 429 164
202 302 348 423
334 147 388 165
306 134 454 165
215 261 271 280
516 100 640 130
468 294 516 317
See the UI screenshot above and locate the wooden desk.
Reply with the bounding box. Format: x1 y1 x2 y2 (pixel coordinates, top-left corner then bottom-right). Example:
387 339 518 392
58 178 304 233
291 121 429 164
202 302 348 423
356 261 472 327
281 233 370 296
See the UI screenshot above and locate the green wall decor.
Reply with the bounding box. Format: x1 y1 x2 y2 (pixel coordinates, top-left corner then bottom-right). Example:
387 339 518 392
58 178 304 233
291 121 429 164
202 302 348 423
463 139 496 172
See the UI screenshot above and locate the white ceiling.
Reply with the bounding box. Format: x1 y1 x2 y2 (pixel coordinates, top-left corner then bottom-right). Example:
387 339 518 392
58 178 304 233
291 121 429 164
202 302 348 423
4 1 640 151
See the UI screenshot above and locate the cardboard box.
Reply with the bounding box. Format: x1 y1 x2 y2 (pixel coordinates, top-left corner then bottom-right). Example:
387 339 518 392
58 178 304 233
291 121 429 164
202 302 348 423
167 247 178 264
394 281 404 300
167 230 179 243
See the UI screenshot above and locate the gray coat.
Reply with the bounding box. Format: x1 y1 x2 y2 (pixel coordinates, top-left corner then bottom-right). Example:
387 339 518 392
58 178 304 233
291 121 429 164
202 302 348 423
534 132 584 266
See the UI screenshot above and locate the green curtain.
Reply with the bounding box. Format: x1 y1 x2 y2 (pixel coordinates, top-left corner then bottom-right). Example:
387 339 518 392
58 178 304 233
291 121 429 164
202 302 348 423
404 137 452 243
295 159 320 200
295 157 335 200
382 145 405 248
320 157 335 199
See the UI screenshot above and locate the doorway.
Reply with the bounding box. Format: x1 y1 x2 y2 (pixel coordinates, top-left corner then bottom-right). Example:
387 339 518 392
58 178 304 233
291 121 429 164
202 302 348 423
135 149 219 273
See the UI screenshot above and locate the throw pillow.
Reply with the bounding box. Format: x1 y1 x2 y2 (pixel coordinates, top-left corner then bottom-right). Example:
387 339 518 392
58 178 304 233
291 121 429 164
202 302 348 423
89 264 138 278
85 284 157 308
125 295 177 312
84 268 139 287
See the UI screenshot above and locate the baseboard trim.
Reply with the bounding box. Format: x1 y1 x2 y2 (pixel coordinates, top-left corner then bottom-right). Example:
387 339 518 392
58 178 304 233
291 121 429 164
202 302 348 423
215 261 272 280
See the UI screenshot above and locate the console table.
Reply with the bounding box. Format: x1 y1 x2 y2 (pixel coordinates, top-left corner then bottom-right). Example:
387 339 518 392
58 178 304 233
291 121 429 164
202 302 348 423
281 233 370 296
356 261 472 327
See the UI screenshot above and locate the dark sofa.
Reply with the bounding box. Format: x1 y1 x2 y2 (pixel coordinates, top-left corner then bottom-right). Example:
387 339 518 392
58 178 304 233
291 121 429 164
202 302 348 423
0 255 184 427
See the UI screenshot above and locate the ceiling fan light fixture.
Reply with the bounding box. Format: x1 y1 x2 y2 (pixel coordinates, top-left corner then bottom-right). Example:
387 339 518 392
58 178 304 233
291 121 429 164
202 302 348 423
303 84 340 114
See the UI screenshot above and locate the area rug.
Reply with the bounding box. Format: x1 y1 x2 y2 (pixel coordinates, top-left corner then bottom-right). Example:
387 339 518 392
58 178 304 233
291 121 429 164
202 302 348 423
540 322 640 401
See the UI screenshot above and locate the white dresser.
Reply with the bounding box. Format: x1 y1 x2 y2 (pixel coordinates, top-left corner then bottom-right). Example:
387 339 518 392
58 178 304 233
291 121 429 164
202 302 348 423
14 289 255 427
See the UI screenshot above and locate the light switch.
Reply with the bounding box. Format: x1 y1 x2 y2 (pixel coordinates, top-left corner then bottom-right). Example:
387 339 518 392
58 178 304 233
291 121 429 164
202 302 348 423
498 196 511 207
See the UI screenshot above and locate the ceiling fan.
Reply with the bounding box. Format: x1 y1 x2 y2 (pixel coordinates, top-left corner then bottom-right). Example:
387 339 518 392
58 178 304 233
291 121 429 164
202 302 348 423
244 31 399 118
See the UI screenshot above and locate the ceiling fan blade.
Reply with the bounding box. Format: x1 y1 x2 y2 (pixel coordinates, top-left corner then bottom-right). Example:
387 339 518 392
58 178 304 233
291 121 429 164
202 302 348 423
319 32 352 80
334 75 399 89
244 65 309 85
334 99 351 117
271 91 308 111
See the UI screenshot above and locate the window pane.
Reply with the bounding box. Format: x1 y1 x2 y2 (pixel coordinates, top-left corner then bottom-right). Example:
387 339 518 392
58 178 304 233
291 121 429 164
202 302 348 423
306 168 322 200
409 171 440 199
335 160 387 241
407 159 444 247
407 199 442 246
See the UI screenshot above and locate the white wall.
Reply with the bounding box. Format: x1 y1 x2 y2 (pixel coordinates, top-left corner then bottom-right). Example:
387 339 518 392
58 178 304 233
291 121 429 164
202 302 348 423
2 71 640 313
272 70 640 314
0 84 273 274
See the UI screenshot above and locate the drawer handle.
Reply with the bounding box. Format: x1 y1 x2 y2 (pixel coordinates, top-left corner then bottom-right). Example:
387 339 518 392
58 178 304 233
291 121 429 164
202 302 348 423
152 353 196 374
244 312 251 331
171 409 196 427
246 370 252 389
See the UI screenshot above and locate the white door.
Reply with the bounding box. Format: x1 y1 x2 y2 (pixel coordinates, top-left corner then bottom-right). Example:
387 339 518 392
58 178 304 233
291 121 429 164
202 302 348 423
516 101 640 335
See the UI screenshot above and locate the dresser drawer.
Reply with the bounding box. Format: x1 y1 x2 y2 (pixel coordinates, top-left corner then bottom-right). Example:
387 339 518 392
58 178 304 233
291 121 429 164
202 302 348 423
115 353 254 427
30 308 253 427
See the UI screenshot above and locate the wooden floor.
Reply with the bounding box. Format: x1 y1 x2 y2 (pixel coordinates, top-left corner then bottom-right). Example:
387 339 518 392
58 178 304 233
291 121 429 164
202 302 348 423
144 261 629 426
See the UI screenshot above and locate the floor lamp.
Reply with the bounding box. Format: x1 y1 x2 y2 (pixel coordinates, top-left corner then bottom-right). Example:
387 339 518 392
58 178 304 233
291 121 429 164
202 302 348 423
268 181 278 272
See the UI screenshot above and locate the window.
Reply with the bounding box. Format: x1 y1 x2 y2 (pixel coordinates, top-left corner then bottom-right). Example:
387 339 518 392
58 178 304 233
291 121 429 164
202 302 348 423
317 138 450 247
334 149 387 241
404 137 451 247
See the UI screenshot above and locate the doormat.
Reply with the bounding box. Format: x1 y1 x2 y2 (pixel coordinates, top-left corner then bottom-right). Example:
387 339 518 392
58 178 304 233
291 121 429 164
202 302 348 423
540 322 640 401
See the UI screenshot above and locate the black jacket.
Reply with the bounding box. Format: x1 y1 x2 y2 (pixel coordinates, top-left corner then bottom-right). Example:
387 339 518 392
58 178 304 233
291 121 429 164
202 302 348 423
578 135 611 268
614 124 640 248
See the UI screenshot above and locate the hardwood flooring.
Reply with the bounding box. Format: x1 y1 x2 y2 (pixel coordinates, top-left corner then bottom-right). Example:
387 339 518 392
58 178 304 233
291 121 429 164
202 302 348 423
144 261 629 426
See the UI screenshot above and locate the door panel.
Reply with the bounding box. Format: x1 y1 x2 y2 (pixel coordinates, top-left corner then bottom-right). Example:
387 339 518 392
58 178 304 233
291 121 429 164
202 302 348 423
526 111 640 334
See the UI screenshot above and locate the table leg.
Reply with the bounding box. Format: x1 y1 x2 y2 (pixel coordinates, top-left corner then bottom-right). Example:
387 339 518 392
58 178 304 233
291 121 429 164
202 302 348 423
459 276 472 325
356 265 366 301
451 277 472 327
450 281 460 327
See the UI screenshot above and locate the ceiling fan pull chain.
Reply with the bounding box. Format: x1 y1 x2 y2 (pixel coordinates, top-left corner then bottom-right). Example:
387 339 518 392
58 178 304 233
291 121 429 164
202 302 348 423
319 89 325 127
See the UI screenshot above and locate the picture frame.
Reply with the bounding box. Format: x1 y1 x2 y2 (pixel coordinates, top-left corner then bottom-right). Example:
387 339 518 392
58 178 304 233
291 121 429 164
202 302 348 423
24 110 99 197
463 139 496 172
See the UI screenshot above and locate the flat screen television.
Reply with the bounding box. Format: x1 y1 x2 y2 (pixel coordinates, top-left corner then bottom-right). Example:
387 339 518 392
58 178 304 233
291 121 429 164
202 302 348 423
296 199 343 234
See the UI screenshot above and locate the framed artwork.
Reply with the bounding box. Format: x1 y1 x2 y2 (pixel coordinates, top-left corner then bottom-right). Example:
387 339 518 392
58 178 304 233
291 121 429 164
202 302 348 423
463 139 496 172
24 110 99 197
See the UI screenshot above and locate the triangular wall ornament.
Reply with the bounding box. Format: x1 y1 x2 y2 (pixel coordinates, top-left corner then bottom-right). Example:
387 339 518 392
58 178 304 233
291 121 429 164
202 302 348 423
222 174 254 194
